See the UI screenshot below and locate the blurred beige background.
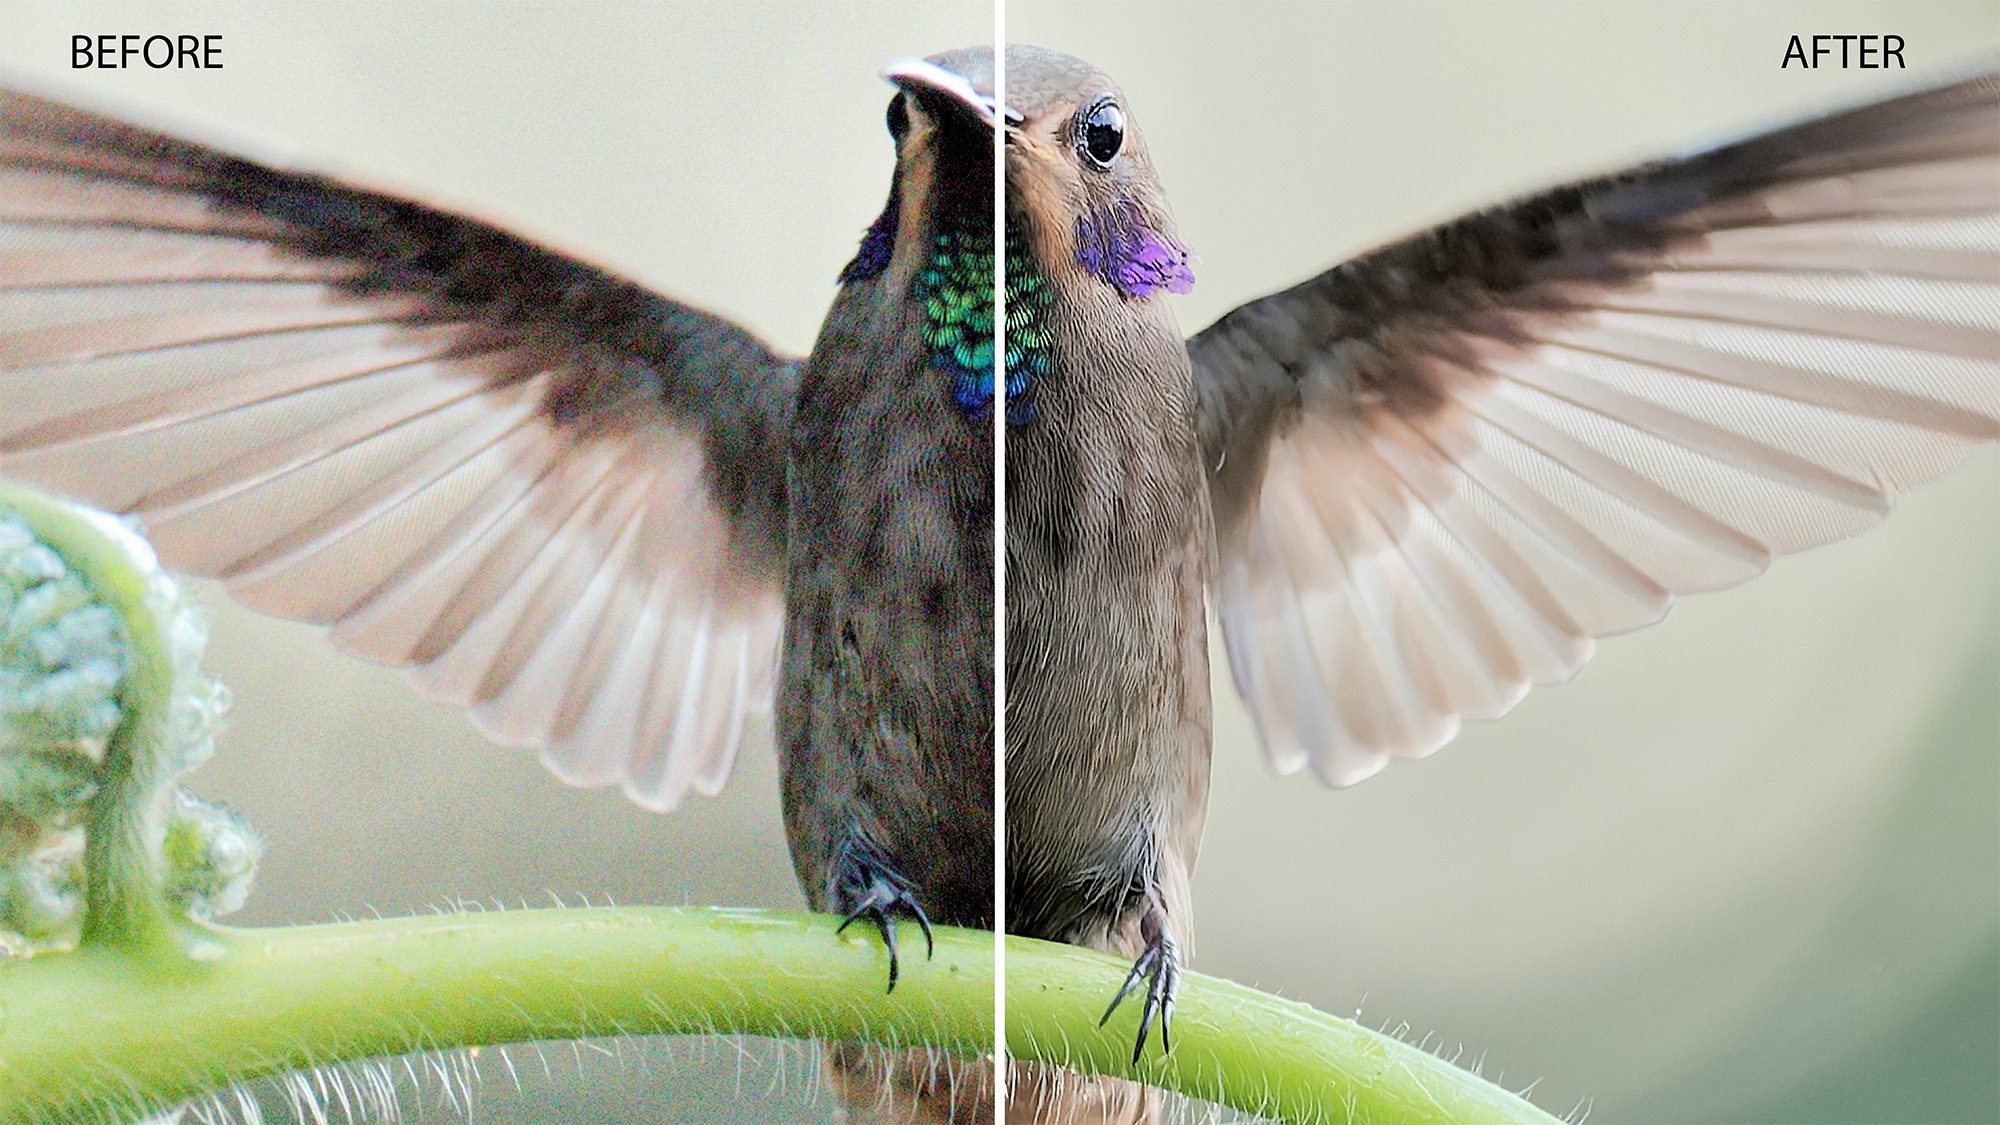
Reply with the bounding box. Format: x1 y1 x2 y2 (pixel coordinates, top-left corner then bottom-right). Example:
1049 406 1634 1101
0 2 1996 1123
1009 3 1999 1123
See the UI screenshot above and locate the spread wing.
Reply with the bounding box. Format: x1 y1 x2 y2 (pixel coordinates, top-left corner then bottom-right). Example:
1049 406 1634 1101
1190 65 2000 786
0 87 796 811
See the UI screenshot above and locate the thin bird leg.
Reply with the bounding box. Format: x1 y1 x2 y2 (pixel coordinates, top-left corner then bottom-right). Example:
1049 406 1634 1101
829 835 936 992
1099 907 1179 1063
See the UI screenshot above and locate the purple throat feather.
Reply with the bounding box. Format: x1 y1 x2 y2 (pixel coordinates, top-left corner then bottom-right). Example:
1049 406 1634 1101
1076 199 1195 299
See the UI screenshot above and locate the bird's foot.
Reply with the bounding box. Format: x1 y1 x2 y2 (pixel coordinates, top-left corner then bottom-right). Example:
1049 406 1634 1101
1099 909 1179 1063
830 842 935 993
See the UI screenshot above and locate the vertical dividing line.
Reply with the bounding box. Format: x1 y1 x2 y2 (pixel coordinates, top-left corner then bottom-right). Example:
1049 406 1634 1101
989 17 1009 1120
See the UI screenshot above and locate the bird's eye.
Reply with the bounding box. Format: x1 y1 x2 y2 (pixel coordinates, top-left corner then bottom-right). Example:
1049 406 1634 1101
886 94 910 141
1075 97 1124 169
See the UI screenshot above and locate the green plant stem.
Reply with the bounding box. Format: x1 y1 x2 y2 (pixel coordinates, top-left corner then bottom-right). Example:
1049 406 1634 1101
2 487 181 958
0 909 1561 1125
1006 935 1562 1125
0 908 994 1123
0 483 1561 1125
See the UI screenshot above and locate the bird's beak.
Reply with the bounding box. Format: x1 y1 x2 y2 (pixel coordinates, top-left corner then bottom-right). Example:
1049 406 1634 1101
882 57 1008 131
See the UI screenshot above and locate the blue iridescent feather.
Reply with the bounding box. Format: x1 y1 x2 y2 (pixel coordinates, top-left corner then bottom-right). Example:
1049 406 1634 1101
843 203 1051 424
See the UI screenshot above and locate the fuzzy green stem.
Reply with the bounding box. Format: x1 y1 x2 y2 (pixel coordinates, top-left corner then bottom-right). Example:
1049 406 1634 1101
1 489 184 959
0 907 994 1123
0 485 1559 1125
1006 935 1561 1125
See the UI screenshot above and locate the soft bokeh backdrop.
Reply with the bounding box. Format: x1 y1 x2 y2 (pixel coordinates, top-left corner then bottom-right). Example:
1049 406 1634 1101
1008 3 1999 1123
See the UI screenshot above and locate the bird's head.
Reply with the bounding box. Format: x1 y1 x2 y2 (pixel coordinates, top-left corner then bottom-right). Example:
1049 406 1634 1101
831 48 1000 418
839 48 997 289
1003 46 1193 303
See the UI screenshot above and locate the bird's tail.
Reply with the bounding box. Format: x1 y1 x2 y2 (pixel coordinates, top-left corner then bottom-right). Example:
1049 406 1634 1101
1004 1062 1158 1125
823 1042 995 1124
819 1048 1163 1124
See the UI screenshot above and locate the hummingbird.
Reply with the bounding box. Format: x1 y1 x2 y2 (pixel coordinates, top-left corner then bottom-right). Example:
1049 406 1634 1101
0 41 1002 1028
1001 40 1999 1090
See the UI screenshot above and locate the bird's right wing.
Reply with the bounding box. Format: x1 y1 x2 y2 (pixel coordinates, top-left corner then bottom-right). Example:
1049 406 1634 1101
0 86 796 811
1189 64 2000 787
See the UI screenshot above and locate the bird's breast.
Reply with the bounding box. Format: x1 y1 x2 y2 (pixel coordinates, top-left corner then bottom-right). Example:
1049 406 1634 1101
1003 288 1215 945
776 271 994 928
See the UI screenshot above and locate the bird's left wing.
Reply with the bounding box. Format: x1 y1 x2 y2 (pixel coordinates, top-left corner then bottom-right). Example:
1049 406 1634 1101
1189 65 2000 787
0 87 796 811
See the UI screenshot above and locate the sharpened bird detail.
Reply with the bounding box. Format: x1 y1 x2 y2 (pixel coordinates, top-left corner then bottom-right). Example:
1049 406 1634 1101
1000 42 2000 1109
1003 225 1057 425
1003 47 1211 1084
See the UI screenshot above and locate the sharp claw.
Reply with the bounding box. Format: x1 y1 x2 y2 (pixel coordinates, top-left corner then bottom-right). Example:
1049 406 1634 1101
1132 999 1154 1066
830 843 932 993
1101 919 1180 1062
1099 949 1151 1026
880 912 901 992
913 900 935 960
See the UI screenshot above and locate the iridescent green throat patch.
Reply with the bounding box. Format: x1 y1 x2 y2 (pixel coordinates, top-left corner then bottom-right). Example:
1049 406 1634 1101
1003 222 1053 425
911 209 1050 424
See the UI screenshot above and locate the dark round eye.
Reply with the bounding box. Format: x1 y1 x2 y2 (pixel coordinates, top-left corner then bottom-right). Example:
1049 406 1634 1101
886 94 910 141
1075 97 1124 169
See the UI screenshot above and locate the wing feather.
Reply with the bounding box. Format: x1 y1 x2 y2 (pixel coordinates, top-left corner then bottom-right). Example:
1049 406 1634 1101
1192 65 2000 785
0 85 793 810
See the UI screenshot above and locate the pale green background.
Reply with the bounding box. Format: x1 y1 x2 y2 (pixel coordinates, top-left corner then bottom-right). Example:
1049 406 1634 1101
1 2 1997 1123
